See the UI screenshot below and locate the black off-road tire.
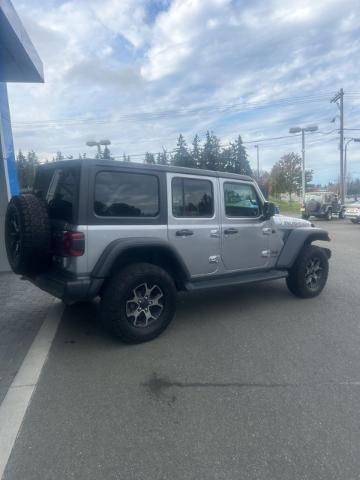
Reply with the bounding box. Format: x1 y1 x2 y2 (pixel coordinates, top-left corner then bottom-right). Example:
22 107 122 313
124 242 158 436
286 245 329 299
5 194 51 275
100 263 177 343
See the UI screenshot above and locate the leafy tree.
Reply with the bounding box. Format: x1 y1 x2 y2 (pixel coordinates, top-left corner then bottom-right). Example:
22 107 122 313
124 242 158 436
271 152 313 200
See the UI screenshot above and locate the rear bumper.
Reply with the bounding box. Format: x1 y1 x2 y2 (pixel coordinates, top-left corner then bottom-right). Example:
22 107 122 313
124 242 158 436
25 269 103 304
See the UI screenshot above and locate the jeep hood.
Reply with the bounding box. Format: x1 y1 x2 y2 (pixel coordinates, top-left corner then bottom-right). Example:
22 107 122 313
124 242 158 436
273 214 312 230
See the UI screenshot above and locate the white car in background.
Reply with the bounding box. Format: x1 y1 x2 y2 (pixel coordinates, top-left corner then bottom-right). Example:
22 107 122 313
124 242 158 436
345 202 360 224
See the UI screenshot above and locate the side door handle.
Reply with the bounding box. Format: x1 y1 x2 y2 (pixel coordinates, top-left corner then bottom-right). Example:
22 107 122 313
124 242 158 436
176 229 194 237
224 228 238 235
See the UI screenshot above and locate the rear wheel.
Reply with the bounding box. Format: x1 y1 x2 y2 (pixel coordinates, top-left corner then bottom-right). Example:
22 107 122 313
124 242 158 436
101 263 177 343
286 245 329 298
326 208 332 221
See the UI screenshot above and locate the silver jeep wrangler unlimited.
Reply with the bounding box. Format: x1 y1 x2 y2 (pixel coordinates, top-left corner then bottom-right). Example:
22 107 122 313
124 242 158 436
5 160 331 343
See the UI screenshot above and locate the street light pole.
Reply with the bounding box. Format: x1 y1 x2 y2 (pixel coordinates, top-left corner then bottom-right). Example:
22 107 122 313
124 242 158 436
301 129 305 203
289 124 318 204
254 145 259 179
86 139 111 159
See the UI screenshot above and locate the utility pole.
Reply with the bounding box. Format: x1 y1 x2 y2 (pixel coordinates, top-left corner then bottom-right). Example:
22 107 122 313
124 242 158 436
254 145 260 179
330 88 344 203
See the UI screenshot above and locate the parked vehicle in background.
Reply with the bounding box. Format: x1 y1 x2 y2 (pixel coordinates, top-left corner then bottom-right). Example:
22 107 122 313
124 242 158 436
301 191 345 221
345 202 360 224
5 160 331 343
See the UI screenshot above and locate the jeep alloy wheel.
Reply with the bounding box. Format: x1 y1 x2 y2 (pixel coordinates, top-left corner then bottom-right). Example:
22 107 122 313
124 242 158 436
304 258 323 291
125 282 164 328
101 263 176 343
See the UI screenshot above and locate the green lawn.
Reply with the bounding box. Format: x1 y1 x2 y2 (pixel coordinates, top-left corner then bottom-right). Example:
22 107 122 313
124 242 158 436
269 196 301 216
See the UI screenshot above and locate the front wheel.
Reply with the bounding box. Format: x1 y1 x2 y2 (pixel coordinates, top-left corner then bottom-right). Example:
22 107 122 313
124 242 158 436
101 263 176 343
286 245 329 298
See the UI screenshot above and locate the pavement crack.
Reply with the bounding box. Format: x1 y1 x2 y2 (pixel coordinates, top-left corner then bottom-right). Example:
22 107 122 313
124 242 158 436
142 373 360 401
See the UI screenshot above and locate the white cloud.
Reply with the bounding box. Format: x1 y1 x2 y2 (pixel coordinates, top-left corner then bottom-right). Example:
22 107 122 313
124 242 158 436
6 0 360 183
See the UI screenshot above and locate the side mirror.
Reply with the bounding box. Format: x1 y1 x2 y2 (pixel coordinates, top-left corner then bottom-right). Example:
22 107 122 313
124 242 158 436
263 201 277 220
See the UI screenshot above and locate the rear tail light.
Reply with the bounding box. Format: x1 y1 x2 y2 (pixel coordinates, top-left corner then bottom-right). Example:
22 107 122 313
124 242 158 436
62 231 85 257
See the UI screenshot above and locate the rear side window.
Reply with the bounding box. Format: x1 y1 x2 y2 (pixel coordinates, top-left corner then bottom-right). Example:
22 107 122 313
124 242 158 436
95 171 159 217
172 177 214 217
224 182 261 217
33 166 79 223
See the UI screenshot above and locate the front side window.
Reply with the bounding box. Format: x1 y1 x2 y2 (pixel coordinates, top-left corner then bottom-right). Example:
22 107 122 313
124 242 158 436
172 177 214 217
224 182 261 217
95 171 159 217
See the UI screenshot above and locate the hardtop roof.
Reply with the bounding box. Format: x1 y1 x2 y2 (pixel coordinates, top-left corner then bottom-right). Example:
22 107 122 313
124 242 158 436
38 158 255 182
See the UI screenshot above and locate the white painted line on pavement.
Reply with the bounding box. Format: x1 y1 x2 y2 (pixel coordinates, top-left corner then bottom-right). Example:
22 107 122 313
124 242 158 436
0 300 64 479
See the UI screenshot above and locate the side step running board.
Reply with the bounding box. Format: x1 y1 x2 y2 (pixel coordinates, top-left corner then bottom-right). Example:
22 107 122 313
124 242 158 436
185 270 288 291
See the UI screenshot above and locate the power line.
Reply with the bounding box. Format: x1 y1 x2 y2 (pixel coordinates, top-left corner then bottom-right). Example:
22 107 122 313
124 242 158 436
11 92 345 128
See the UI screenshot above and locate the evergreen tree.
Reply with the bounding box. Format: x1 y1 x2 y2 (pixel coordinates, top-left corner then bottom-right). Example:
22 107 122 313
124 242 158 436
201 131 221 171
192 134 201 167
103 146 111 160
145 152 156 164
16 150 28 190
54 151 64 162
156 148 169 165
226 135 252 175
173 134 195 168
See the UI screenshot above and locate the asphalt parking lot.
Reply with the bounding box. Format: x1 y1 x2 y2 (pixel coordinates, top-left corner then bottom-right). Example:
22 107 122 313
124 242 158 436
1 219 360 480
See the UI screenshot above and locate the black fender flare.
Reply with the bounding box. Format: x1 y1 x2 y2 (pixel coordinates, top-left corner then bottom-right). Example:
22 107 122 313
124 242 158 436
276 227 331 269
91 237 191 282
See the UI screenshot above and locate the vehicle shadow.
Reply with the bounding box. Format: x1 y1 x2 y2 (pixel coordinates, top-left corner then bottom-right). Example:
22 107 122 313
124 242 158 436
60 279 291 345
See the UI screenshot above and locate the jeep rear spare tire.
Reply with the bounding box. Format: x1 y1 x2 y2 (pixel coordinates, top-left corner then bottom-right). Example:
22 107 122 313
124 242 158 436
101 263 176 343
5 194 51 275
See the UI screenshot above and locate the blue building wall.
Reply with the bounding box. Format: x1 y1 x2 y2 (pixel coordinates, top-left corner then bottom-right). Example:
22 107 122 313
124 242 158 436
0 0 43 270
0 82 19 199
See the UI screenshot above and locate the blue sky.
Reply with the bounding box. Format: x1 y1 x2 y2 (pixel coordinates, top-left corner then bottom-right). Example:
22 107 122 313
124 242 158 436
7 0 360 184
